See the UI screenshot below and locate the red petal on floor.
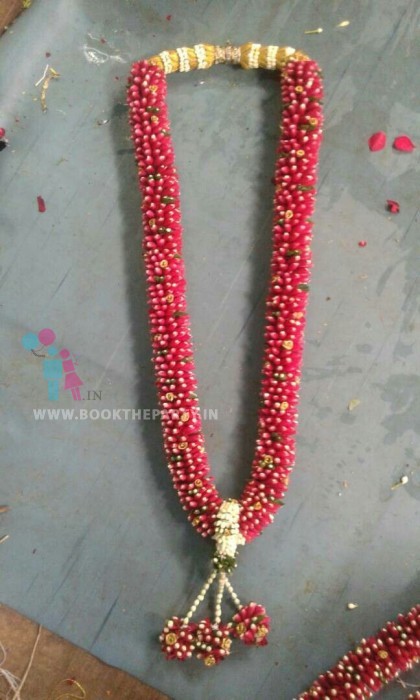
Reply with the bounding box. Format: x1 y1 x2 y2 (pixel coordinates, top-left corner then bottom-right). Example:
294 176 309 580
37 196 46 213
368 131 386 151
393 135 416 152
386 199 400 213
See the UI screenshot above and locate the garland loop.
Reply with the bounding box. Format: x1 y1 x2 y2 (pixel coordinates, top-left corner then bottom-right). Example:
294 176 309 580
127 42 323 664
127 44 419 694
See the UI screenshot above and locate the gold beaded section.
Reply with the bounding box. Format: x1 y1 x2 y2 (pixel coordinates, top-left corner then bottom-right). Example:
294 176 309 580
147 42 310 73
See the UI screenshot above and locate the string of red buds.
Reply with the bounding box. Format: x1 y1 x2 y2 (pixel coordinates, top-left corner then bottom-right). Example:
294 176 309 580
298 605 420 699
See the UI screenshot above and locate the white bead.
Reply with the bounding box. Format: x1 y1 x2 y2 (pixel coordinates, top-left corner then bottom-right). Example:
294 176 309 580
248 44 261 69
266 45 278 70
160 51 173 74
194 44 207 69
215 45 226 64
231 46 241 64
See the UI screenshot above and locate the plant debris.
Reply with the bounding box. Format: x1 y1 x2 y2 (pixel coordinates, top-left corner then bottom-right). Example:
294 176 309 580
35 65 60 112
83 45 126 65
348 398 360 411
0 506 10 514
304 28 323 34
0 535 10 544
391 475 409 490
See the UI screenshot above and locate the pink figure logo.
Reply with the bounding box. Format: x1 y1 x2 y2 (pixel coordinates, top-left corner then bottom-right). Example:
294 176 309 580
21 327 83 401
59 348 83 401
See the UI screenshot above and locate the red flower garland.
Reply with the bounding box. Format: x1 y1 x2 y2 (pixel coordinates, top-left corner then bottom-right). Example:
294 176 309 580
127 45 419 687
126 50 323 545
298 605 420 699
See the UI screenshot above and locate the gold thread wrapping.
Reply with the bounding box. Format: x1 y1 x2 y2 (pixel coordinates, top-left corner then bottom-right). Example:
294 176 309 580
259 45 269 67
147 43 310 73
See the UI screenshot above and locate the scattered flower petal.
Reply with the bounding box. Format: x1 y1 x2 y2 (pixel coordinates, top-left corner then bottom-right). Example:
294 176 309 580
0 127 5 139
393 135 416 152
166 14 172 21
358 240 367 247
336 20 350 27
348 398 360 411
368 131 386 151
347 603 359 610
37 195 46 213
387 199 400 213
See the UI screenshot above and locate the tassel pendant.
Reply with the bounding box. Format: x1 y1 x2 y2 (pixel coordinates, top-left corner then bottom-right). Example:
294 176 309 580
159 500 271 665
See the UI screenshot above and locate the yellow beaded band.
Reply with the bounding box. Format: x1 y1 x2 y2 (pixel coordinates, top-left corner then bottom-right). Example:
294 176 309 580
147 42 310 74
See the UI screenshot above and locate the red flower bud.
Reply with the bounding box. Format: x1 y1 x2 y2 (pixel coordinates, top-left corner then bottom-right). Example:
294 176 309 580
386 199 400 213
368 131 386 151
393 135 415 152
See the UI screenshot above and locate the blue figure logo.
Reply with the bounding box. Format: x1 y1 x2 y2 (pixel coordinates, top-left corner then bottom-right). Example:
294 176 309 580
42 345 63 401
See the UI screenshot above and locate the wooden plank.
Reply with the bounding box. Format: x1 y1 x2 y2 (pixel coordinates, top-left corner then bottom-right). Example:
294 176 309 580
0 604 171 700
0 0 28 35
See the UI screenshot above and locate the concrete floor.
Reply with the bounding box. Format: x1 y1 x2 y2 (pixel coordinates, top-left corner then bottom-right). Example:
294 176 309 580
0 1 419 698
